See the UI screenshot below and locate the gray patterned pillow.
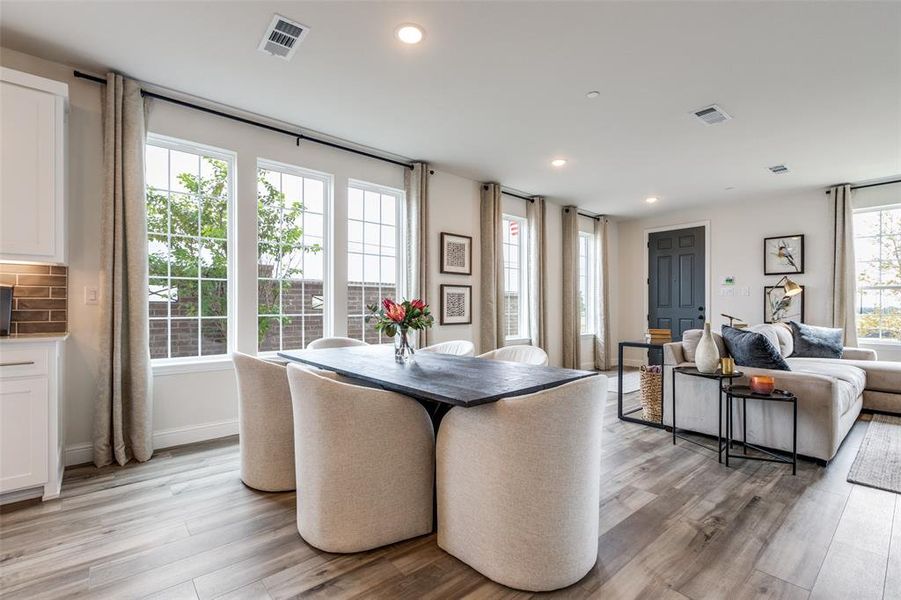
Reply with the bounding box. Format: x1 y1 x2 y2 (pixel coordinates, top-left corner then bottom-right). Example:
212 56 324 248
721 325 790 371
789 321 843 359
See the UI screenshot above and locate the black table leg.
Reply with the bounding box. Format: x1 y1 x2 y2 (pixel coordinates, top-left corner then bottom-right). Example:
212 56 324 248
617 344 624 420
717 383 723 463
672 368 677 445
725 392 731 468
743 396 748 456
792 398 798 475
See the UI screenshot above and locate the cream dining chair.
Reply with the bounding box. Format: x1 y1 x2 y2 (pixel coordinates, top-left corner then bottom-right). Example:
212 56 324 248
285 363 435 553
419 340 476 357
477 345 549 366
231 352 295 492
306 336 368 350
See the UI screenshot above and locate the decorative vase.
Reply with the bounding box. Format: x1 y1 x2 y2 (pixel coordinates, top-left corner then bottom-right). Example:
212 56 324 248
394 327 415 363
695 322 720 373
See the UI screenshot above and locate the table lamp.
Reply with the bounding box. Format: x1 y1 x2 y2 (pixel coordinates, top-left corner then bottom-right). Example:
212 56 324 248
767 276 802 322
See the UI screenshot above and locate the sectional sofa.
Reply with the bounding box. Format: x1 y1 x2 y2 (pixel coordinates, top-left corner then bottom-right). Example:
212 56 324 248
662 324 901 463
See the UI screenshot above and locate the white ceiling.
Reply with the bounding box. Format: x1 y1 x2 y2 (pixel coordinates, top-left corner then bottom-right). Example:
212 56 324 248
2 1 899 216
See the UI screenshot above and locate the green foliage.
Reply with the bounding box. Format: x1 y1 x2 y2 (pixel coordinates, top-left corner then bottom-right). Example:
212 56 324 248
857 210 901 340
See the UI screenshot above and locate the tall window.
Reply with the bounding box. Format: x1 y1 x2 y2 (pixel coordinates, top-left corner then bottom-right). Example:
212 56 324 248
502 215 529 341
257 162 329 351
347 181 402 343
579 231 595 335
145 137 233 360
854 205 901 341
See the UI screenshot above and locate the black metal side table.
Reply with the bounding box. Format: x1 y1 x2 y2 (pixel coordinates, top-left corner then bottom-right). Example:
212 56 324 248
617 341 666 429
672 366 743 463
723 385 798 475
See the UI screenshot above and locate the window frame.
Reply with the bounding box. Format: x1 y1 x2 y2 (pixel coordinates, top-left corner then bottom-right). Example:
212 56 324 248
502 214 530 344
579 230 595 336
145 134 237 370
256 158 334 355
346 178 406 344
854 203 901 344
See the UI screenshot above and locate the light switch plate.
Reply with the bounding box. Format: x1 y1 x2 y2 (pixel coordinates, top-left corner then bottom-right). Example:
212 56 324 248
84 286 99 305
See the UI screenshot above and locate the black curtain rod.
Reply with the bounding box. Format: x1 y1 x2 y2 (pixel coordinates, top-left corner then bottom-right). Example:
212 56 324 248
825 178 901 193
563 207 602 221
73 70 415 171
502 190 535 203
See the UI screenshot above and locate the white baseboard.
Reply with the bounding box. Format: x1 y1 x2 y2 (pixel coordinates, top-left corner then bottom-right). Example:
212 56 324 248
65 418 239 466
0 486 44 506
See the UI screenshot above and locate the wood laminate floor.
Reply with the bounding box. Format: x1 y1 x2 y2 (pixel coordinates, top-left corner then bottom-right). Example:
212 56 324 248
1 390 899 600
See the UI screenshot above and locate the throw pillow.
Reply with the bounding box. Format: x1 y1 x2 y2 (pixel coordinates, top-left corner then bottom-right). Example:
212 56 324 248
789 321 843 359
748 323 794 357
682 329 726 362
721 325 791 371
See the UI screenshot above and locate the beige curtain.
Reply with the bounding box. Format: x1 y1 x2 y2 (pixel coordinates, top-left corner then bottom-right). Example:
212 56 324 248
594 217 611 371
831 184 858 346
405 163 430 346
480 183 504 352
527 196 547 349
562 206 581 369
94 73 153 467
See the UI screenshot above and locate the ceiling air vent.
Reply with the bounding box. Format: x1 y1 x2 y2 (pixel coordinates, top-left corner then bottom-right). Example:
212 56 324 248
692 104 731 125
258 14 309 60
768 164 790 174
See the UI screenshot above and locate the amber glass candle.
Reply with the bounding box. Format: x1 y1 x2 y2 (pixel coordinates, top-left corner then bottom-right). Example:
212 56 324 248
750 375 775 394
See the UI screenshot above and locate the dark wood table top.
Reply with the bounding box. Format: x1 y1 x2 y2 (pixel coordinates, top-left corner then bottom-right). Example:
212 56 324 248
277 345 598 407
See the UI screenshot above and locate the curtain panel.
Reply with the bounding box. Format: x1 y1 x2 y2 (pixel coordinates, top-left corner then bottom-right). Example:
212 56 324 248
562 206 581 369
94 73 153 467
480 183 505 352
405 163 430 346
527 196 547 349
594 216 612 370
831 184 858 347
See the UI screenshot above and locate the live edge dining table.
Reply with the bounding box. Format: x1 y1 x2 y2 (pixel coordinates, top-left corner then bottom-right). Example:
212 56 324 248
277 344 598 428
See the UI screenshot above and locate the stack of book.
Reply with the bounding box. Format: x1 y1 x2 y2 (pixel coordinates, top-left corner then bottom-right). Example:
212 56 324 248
645 328 672 345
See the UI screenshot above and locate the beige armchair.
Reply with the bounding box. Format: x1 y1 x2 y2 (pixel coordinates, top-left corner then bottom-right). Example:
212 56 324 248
436 375 607 591
286 363 435 553
231 352 295 492
477 345 549 366
420 340 475 356
306 336 368 350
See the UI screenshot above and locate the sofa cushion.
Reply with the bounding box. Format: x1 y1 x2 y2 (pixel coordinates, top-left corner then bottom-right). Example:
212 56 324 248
790 321 843 359
748 324 794 357
791 357 901 395
682 329 726 363
722 325 790 370
785 358 866 414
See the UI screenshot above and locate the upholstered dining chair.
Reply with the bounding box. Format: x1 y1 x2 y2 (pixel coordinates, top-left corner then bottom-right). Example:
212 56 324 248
436 375 607 591
306 336 369 350
231 352 295 492
477 345 549 366
419 340 476 357
285 363 435 553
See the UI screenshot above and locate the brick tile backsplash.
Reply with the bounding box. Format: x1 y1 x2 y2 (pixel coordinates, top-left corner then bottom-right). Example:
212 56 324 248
1 263 68 335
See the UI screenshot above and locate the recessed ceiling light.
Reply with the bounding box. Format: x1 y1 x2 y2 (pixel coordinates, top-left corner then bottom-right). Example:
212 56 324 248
551 158 567 167
586 91 600 99
396 24 424 44
645 196 658 204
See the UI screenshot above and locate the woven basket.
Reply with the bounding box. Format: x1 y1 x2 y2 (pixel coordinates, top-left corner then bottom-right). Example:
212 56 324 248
639 365 663 423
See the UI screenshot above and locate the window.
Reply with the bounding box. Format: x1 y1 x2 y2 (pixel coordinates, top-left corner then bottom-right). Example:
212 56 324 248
257 161 329 351
502 215 529 341
854 205 901 341
579 231 595 335
346 181 403 343
145 137 233 360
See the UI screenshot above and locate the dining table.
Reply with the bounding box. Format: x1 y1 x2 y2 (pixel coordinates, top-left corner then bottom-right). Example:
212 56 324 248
277 344 598 427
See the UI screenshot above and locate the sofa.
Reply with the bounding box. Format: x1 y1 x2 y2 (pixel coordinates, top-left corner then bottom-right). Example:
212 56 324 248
662 324 901 463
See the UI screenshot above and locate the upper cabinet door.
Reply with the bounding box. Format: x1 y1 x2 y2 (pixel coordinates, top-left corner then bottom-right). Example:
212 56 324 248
0 68 67 265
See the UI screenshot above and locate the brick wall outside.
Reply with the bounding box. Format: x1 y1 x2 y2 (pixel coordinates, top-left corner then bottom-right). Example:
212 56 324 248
0 263 67 335
504 292 520 338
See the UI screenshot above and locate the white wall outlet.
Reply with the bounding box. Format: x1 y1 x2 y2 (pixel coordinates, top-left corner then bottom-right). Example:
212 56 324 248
721 287 734 297
84 286 99 305
740 286 750 296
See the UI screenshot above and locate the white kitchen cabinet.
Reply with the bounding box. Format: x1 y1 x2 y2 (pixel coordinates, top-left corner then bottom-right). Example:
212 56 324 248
0 337 66 502
0 67 68 264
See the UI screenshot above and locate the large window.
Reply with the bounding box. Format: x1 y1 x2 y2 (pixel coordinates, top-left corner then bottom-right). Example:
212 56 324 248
257 162 329 351
145 137 233 360
854 205 901 341
502 215 529 341
347 181 403 343
579 231 595 335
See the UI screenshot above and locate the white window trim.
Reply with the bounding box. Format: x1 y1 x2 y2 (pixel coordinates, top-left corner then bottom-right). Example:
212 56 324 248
256 158 334 355
579 231 595 336
853 204 901 345
147 134 237 372
502 214 529 343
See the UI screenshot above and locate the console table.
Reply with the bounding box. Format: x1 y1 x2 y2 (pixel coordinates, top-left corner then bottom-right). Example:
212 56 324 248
617 341 666 429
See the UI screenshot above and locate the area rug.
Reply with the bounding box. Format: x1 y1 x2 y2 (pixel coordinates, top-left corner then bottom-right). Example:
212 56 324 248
847 414 901 494
609 370 641 394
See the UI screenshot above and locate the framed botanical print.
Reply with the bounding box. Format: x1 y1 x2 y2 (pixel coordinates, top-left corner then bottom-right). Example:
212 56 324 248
440 232 473 275
764 234 804 275
440 284 472 325
764 285 805 323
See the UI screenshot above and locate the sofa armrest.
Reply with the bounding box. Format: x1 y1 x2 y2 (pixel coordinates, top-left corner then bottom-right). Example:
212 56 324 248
663 342 685 366
843 347 877 361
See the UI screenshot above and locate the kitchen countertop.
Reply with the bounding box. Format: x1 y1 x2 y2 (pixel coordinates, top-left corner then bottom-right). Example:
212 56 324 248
0 333 69 343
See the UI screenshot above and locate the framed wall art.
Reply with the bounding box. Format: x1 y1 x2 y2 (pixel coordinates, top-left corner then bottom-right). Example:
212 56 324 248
764 285 805 323
440 284 472 325
440 232 473 275
764 234 804 275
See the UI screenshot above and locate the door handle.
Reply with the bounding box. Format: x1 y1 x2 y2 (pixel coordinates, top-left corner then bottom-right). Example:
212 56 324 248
698 306 704 311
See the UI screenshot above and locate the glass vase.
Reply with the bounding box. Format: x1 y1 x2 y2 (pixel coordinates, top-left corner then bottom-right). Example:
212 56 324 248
394 327 415 363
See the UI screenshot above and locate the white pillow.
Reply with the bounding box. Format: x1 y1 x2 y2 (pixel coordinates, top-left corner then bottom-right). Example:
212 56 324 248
748 324 793 357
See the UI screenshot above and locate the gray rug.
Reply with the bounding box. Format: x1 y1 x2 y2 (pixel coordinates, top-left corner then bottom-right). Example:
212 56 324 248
847 414 901 494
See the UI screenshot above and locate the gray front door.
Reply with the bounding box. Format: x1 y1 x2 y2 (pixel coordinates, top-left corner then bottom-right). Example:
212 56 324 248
648 226 705 339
